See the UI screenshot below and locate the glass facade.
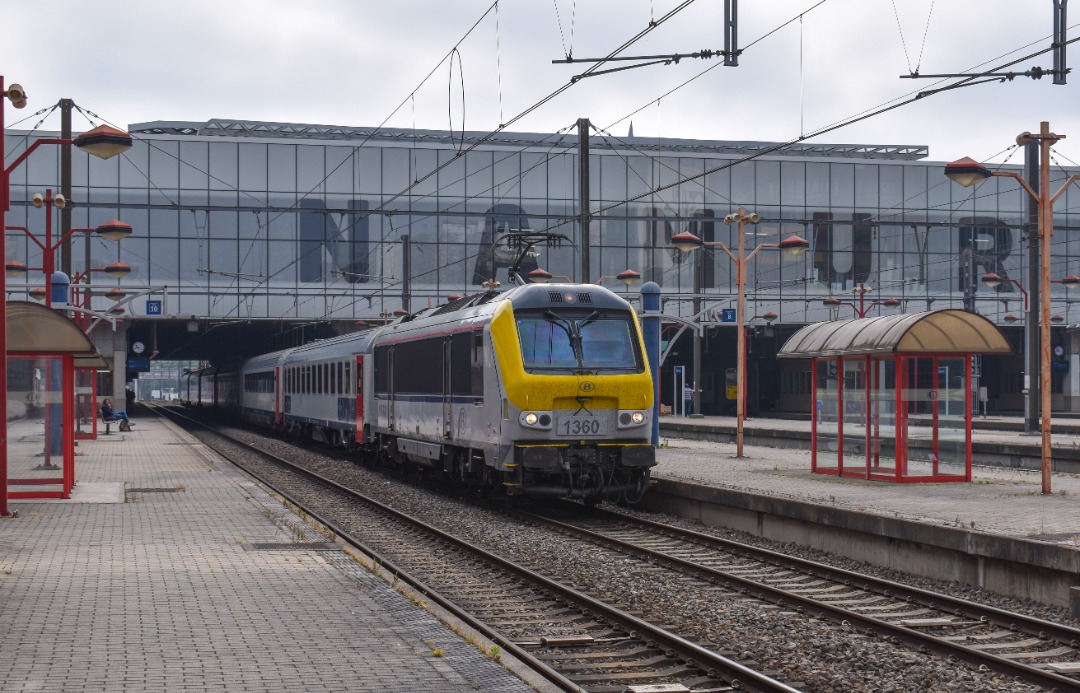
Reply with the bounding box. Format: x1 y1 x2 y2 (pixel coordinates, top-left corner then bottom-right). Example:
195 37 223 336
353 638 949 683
5 119 1079 415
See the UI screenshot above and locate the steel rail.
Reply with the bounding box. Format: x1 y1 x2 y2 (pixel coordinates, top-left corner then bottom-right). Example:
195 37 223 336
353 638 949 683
159 406 800 693
517 501 1080 691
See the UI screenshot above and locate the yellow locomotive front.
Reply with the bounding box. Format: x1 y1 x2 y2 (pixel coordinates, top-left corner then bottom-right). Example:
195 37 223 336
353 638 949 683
491 284 655 503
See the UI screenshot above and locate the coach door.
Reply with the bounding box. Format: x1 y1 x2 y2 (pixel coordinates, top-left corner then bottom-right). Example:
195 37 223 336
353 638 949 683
443 340 453 438
274 367 282 425
354 355 365 442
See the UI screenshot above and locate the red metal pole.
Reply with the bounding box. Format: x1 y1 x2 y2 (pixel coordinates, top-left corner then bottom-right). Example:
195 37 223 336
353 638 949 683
810 357 818 472
965 354 973 482
0 78 10 517
835 359 844 474
931 357 940 478
63 355 74 497
44 189 54 308
864 355 872 473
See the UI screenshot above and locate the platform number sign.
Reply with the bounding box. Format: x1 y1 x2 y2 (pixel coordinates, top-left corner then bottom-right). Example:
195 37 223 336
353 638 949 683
720 309 736 323
146 300 162 316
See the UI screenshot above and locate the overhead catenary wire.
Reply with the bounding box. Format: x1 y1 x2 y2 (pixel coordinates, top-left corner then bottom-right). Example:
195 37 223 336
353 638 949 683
19 3 1078 327
595 33 1080 220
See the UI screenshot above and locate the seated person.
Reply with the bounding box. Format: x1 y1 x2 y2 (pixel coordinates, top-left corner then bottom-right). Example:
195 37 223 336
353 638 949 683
100 397 134 431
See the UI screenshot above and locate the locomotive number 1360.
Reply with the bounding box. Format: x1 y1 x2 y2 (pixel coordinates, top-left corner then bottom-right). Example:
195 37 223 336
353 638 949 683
556 415 608 437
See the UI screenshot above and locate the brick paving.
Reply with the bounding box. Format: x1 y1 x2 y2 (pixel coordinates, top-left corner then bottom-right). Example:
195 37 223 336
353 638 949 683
0 416 535 692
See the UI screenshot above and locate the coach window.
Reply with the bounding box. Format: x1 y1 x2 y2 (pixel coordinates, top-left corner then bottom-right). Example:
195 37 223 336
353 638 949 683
344 362 352 395
472 331 484 395
447 333 470 396
375 346 390 394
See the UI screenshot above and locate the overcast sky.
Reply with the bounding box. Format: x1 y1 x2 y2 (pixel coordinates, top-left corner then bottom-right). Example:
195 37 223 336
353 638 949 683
4 0 1078 166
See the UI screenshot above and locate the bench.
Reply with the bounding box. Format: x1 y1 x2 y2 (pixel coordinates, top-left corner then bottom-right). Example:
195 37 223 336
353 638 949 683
99 411 121 435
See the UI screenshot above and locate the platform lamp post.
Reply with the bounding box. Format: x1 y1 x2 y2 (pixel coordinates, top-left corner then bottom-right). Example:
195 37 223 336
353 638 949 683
5 190 132 308
822 283 901 318
526 269 571 283
527 268 641 289
594 269 642 288
946 122 1080 495
0 77 133 517
980 273 1029 312
672 209 810 457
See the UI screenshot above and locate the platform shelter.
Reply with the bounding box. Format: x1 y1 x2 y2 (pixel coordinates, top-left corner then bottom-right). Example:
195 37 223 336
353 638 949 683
7 301 108 499
778 309 1012 482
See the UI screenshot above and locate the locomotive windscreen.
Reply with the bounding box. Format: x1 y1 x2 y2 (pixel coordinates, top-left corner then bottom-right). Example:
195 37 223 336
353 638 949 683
517 311 641 373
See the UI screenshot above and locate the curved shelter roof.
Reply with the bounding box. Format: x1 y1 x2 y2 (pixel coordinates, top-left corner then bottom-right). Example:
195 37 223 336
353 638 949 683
7 301 109 369
778 309 1013 359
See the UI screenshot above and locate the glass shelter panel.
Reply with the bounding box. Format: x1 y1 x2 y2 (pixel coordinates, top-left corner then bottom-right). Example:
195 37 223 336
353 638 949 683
813 358 840 473
839 358 869 473
8 356 69 496
932 355 970 479
900 355 970 480
74 368 96 439
867 359 899 478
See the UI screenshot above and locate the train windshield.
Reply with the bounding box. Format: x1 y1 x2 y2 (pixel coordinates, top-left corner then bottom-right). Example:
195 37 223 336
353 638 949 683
517 311 641 373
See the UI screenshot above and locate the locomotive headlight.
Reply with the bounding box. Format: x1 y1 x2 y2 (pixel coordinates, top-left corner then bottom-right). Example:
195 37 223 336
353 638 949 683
618 410 648 428
519 411 553 429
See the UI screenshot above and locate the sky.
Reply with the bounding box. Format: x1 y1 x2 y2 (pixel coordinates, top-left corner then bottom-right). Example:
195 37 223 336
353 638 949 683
3 0 1079 167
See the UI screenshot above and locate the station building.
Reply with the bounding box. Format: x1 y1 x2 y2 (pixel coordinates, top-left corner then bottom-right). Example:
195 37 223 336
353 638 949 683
5 119 1080 415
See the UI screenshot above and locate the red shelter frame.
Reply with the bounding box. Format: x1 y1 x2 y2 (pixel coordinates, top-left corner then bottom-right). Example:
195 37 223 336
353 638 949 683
780 310 1012 483
6 302 108 500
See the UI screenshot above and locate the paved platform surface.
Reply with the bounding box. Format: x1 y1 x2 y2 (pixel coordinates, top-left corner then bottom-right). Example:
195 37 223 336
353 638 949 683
0 415 535 692
655 415 1080 543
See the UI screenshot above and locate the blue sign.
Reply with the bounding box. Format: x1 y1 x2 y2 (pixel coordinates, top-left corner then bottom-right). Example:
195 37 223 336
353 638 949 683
1053 360 1069 372
673 365 684 376
720 308 736 323
146 300 162 315
127 359 150 371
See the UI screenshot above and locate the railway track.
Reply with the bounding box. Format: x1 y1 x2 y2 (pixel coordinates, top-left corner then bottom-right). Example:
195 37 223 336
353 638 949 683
162 407 800 693
515 501 1080 692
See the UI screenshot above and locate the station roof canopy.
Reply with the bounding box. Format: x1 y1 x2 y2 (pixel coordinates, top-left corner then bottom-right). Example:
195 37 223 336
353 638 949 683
7 301 109 369
778 309 1013 359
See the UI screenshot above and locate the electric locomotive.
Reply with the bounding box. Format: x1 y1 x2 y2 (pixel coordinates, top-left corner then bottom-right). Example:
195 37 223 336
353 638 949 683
368 281 655 503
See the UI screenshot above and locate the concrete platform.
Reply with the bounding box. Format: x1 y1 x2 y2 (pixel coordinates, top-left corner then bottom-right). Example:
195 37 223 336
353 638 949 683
650 415 1080 609
0 416 535 692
